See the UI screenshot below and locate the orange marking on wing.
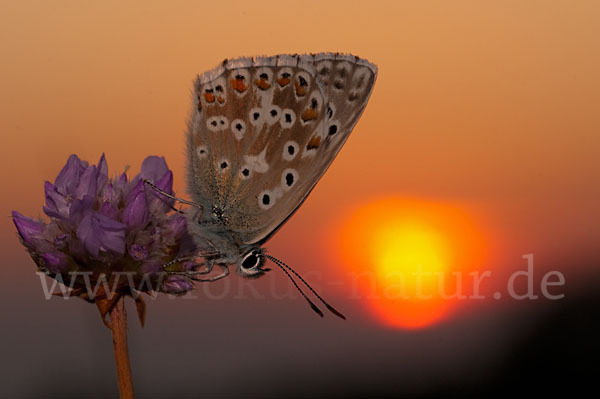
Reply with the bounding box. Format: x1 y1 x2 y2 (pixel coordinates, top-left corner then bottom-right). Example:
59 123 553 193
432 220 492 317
231 79 248 93
204 92 215 103
295 82 307 96
301 109 319 122
217 96 225 104
255 78 270 90
277 77 291 87
306 136 321 150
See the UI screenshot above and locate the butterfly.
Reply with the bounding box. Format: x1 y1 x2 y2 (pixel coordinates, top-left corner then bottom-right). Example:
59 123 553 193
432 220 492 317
147 53 377 318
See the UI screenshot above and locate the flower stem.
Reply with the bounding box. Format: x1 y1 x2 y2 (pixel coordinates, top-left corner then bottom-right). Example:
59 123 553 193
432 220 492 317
110 297 134 399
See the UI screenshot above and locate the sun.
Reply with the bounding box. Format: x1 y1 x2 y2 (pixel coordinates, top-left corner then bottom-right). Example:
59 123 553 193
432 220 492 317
337 197 485 329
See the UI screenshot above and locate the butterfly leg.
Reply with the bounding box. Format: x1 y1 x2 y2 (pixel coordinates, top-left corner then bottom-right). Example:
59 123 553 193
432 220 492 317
161 256 193 271
189 264 229 282
161 252 218 273
187 259 215 275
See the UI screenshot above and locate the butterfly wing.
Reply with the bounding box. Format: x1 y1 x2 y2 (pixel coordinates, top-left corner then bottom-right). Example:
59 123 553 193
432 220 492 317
186 53 377 245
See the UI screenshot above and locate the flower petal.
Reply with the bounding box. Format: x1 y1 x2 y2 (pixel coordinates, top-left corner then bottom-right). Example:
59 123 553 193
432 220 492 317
76 213 100 257
76 212 126 257
42 252 70 274
123 185 148 228
164 214 187 238
54 154 83 196
75 165 98 200
162 275 193 295
129 244 148 261
69 195 95 225
141 156 169 182
43 181 69 219
12 211 44 246
97 153 108 190
95 214 127 254
147 170 174 210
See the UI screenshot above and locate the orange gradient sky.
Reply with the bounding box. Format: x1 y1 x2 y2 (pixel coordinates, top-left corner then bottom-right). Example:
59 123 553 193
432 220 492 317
1 1 599 328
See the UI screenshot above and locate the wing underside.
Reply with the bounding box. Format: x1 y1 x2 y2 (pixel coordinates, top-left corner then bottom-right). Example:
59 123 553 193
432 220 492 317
186 53 377 245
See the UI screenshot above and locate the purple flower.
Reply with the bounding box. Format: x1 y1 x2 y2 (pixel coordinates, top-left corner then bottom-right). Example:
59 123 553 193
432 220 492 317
141 156 169 182
12 153 196 299
76 212 127 257
129 244 148 261
162 275 194 295
54 154 87 196
139 155 175 211
42 252 70 274
122 183 149 228
12 211 44 246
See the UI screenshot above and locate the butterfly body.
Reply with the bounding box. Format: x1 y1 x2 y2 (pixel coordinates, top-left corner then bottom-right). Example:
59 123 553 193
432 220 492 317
184 53 377 279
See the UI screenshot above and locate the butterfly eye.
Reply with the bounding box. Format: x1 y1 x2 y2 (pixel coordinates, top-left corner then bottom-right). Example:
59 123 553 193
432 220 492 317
241 252 261 269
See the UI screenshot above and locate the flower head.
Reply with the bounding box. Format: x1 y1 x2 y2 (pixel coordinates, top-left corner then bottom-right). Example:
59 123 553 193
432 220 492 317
13 154 197 320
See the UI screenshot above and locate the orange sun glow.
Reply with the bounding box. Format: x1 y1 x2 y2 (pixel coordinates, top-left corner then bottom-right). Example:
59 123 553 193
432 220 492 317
338 197 486 329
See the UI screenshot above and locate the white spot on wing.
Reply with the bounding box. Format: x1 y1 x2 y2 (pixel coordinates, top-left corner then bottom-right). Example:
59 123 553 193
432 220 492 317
255 67 274 87
239 165 252 179
249 108 264 128
258 190 274 210
294 71 311 99
218 158 230 173
218 116 229 130
327 120 341 136
196 145 208 159
213 77 227 105
206 116 220 132
230 69 250 97
231 119 246 140
265 105 281 126
281 169 298 191
282 140 299 161
244 148 269 173
308 90 323 110
280 109 296 129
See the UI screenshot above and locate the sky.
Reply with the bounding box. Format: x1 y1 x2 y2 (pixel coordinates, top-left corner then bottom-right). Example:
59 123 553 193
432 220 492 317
1 0 599 397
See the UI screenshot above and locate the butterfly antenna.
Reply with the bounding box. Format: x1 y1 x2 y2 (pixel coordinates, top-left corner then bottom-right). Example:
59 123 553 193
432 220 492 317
265 255 346 320
143 178 203 210
266 256 323 318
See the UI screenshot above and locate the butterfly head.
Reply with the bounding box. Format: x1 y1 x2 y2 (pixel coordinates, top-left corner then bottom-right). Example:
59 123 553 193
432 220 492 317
236 247 270 278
